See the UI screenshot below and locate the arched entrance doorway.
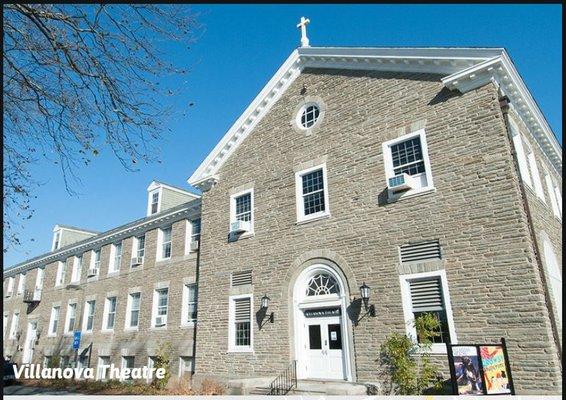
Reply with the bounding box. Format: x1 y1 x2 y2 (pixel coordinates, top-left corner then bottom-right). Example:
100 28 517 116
292 263 353 381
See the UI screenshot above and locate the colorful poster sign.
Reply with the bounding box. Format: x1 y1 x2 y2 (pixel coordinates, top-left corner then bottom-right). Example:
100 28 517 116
480 346 511 395
452 346 483 395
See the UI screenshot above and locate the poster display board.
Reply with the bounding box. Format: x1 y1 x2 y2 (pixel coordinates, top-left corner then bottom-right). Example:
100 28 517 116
447 338 515 396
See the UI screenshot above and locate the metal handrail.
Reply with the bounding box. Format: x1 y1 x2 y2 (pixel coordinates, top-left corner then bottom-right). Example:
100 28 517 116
269 360 297 395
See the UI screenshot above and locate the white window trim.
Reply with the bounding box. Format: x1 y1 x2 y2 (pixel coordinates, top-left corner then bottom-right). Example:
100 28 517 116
48 306 60 337
229 188 255 235
382 129 435 201
102 297 117 332
185 220 200 254
16 273 26 295
181 283 197 327
55 261 65 287
228 293 254 353
6 277 15 297
147 188 162 216
156 227 172 261
35 267 45 290
178 356 194 377
509 121 533 188
120 356 135 382
108 242 122 274
89 249 101 278
125 292 141 331
82 300 96 333
64 302 78 335
524 143 546 203
131 235 145 267
399 269 457 354
151 288 169 329
71 256 82 283
543 168 561 219
9 312 20 339
294 163 331 223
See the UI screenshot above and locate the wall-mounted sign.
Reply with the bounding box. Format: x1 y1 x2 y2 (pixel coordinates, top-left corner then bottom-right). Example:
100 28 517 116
304 308 340 318
447 338 515 396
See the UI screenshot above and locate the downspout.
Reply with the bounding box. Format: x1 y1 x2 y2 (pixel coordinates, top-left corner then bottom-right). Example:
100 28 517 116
498 95 562 361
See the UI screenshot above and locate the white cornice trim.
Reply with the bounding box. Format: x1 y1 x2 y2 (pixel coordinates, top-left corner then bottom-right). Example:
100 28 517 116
187 47 561 187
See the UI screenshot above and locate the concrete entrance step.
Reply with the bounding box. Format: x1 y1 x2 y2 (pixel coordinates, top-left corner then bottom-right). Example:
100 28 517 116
292 379 370 395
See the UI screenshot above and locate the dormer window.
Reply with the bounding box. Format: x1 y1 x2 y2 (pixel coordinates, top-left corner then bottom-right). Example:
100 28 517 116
151 192 160 215
53 231 61 251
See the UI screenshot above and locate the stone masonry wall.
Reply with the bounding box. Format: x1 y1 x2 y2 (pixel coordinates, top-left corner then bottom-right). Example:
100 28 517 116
194 68 562 394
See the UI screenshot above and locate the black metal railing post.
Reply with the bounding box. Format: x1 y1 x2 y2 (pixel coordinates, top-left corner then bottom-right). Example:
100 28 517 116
268 360 297 395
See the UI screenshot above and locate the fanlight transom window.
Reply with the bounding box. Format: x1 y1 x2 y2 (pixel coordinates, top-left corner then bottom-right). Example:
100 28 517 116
306 273 340 296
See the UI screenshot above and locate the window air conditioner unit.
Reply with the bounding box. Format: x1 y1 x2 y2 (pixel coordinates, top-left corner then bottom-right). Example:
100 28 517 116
155 316 167 327
230 220 251 234
387 173 416 193
131 257 144 267
87 267 99 277
190 241 199 252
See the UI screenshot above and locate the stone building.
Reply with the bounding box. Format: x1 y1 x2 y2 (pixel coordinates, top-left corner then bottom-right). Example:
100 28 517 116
3 42 562 394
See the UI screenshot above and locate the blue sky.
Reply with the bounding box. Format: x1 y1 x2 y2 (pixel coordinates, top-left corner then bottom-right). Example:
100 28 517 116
4 4 562 267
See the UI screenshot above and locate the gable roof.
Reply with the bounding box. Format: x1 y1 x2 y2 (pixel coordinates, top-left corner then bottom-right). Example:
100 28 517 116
187 46 561 189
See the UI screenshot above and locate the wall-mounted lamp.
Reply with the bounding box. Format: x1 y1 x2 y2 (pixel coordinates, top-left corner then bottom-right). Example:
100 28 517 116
354 282 376 326
260 294 274 327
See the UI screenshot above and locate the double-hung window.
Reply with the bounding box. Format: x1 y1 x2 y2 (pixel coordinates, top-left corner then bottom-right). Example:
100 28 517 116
109 242 122 273
230 190 254 234
71 256 82 283
16 273 26 295
153 288 169 327
6 277 15 297
55 261 66 287
158 227 172 260
150 191 160 215
228 294 252 352
524 142 546 202
543 169 562 219
103 297 117 331
120 356 135 382
90 249 101 277
191 219 201 243
36 267 45 291
399 270 456 353
83 300 96 332
126 292 141 329
295 164 330 223
49 306 60 336
65 303 77 334
182 284 198 325
132 235 145 267
383 129 434 200
9 312 20 339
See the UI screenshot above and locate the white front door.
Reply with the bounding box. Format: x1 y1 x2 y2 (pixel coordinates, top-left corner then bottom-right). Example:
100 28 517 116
22 321 37 364
304 313 345 380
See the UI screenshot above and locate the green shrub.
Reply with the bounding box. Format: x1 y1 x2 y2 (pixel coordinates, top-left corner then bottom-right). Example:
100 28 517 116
379 313 442 395
151 342 173 390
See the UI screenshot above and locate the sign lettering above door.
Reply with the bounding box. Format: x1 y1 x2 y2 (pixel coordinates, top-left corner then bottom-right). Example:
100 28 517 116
304 308 341 318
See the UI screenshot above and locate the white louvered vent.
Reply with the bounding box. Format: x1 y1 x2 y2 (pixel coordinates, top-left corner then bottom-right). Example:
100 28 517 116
399 240 441 263
231 270 252 287
409 278 444 312
234 298 251 322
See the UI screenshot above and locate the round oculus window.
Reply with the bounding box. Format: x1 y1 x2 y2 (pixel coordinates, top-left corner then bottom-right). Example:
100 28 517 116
298 103 320 129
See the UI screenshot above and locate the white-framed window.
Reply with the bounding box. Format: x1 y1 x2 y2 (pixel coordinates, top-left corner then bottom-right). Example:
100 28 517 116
43 356 52 368
65 303 77 334
120 356 135 381
82 300 96 333
109 242 123 274
297 102 321 129
543 168 562 219
6 277 15 297
178 356 194 377
125 292 141 330
157 227 172 261
48 306 60 336
230 189 254 234
524 142 546 202
55 261 66 287
399 270 456 353
102 296 117 331
148 190 160 215
147 357 157 383
383 129 434 200
16 273 26 295
228 294 253 352
90 249 101 276
152 288 169 327
71 256 82 283
132 235 145 266
35 267 45 290
9 312 20 339
509 121 532 188
97 356 111 381
52 231 61 251
3 313 8 338
295 164 330 223
181 284 198 326
541 236 562 328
